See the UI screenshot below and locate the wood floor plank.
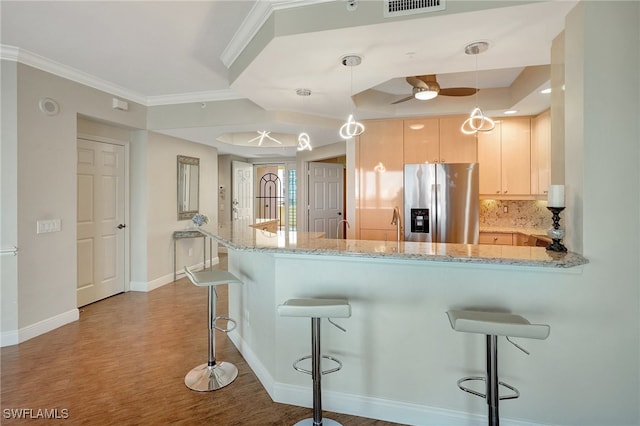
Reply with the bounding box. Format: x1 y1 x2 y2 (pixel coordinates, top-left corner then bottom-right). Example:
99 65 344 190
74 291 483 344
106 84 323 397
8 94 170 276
1 256 404 425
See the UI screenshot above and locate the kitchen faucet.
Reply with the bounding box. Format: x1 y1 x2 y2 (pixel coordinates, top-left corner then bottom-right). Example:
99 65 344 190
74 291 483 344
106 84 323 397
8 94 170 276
336 219 350 239
391 207 402 242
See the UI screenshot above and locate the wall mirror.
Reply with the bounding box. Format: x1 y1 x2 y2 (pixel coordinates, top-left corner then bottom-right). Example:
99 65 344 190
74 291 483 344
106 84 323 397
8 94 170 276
177 155 200 220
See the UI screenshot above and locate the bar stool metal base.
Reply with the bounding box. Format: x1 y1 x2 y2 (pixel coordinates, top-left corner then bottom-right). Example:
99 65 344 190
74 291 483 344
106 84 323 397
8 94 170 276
293 418 342 426
184 361 238 391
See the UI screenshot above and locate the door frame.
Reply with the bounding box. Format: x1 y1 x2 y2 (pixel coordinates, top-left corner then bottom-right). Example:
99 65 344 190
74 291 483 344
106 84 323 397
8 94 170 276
295 142 350 236
77 133 130 295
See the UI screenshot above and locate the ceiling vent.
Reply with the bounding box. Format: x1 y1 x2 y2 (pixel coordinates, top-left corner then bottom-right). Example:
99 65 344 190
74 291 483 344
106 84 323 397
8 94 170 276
384 0 445 18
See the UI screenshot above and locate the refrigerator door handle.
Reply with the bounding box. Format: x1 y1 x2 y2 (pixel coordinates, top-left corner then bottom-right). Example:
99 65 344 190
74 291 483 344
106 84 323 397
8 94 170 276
431 183 438 240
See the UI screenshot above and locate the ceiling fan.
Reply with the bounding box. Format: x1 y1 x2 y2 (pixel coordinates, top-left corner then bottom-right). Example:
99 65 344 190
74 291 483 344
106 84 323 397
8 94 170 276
391 74 477 104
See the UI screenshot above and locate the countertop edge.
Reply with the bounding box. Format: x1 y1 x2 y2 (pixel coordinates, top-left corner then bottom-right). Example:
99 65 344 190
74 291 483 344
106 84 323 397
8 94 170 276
206 232 588 269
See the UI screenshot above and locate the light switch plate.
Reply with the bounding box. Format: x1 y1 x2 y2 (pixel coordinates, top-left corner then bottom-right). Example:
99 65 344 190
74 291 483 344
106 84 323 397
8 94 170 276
37 219 61 234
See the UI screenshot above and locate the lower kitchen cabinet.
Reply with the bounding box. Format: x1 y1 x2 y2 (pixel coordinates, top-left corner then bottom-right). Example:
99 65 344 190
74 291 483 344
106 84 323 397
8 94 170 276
360 229 396 241
479 232 514 245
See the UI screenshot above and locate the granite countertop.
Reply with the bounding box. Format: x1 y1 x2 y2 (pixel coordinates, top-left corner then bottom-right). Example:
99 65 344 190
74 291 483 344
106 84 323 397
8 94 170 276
201 226 587 269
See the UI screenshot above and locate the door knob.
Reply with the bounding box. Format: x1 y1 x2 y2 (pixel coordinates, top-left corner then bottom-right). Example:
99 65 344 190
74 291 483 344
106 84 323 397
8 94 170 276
117 224 126 229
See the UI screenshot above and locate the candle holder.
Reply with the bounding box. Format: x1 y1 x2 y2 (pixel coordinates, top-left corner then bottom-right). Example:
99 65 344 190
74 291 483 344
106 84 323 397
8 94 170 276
546 207 567 252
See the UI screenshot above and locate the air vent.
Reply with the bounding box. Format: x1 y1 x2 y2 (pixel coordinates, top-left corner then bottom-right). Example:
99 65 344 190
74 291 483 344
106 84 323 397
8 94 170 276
384 0 445 18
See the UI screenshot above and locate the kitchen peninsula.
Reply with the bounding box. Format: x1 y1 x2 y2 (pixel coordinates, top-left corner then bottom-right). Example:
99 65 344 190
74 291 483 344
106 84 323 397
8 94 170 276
201 225 587 425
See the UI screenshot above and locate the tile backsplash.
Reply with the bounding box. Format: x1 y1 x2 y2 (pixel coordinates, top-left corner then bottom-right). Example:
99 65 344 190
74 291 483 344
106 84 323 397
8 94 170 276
480 200 552 229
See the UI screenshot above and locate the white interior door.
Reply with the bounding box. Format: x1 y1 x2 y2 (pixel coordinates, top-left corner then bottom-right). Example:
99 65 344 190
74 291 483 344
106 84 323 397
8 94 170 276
308 162 344 238
232 160 254 229
77 138 126 307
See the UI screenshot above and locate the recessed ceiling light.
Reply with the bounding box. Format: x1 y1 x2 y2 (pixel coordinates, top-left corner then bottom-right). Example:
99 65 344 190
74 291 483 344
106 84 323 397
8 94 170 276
504 110 518 115
540 88 552 94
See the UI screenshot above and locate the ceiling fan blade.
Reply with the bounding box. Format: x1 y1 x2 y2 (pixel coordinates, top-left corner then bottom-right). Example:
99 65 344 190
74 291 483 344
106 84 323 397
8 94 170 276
439 87 478 96
406 76 427 88
416 74 438 84
391 95 415 105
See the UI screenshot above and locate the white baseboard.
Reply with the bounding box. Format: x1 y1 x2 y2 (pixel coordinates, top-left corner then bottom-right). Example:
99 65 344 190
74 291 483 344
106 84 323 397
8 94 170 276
227 330 275 398
0 308 79 347
130 257 219 292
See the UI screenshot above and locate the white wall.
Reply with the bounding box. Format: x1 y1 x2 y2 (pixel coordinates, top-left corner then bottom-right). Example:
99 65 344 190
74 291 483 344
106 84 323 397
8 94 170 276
144 131 218 285
0 62 217 345
1 60 19 336
0 63 147 345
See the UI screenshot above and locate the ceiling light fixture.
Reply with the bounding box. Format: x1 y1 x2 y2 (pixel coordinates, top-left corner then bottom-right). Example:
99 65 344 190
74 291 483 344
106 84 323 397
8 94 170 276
504 110 518 115
296 88 312 151
339 55 365 139
460 41 495 135
412 76 440 100
247 130 282 146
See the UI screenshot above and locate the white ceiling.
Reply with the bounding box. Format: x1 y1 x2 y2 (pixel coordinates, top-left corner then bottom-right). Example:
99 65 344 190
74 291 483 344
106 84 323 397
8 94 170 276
0 0 577 158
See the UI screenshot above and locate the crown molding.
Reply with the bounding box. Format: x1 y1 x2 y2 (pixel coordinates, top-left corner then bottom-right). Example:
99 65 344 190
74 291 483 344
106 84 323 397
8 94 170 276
146 89 243 106
1 44 245 107
1 44 148 105
220 0 333 69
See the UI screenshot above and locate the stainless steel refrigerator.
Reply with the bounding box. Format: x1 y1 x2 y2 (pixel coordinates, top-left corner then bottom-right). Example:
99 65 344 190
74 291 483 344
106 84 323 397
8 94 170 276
404 163 479 244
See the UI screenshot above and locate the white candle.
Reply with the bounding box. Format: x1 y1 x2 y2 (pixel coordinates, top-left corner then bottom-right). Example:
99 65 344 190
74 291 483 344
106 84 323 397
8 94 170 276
548 185 565 207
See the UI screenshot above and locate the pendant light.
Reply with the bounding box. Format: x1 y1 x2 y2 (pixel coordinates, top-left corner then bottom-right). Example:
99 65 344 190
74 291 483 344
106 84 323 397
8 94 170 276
296 88 313 151
339 55 365 139
461 41 495 135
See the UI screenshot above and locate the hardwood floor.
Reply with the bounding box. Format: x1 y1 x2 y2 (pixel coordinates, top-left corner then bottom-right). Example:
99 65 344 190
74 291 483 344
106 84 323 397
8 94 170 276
0 256 403 425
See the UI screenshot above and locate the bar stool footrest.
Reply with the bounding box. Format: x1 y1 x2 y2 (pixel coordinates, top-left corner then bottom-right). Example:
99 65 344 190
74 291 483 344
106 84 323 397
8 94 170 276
213 316 237 333
457 376 520 400
293 354 343 375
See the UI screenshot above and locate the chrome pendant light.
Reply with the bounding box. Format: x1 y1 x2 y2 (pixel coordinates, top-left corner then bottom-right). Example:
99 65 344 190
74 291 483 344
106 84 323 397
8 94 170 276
339 55 365 139
296 88 313 151
461 41 495 135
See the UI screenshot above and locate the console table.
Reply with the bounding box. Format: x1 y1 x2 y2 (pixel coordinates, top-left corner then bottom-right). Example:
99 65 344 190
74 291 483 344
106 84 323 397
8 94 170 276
172 229 212 281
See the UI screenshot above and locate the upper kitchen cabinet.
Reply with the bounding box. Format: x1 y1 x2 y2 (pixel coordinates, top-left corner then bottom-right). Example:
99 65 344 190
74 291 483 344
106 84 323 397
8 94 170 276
404 116 477 164
478 117 531 196
403 118 439 163
356 119 404 236
438 115 478 163
531 110 551 196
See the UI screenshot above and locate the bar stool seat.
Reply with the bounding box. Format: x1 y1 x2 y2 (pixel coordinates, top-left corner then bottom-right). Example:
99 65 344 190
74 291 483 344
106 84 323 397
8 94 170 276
446 309 550 426
184 266 243 392
279 298 351 426
278 298 351 319
447 310 550 339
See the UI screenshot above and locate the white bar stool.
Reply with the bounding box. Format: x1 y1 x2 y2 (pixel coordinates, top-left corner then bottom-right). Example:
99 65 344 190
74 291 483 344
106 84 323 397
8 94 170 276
446 310 550 426
184 266 243 392
278 298 351 426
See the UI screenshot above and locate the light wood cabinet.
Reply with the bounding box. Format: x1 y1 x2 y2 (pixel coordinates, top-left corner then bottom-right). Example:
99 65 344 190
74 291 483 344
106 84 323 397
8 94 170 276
531 110 551 196
479 232 514 245
357 119 404 235
478 118 531 195
477 124 502 195
438 115 478 163
360 229 395 241
403 118 440 163
403 116 477 164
